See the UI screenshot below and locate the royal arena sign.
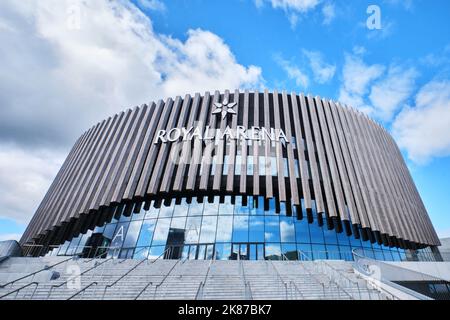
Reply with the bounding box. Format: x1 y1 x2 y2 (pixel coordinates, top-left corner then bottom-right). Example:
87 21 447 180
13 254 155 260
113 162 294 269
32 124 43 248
154 125 289 145
154 100 290 145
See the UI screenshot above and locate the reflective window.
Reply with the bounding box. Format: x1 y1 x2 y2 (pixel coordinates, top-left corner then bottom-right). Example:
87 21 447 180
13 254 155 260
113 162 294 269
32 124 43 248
188 198 204 216
216 216 233 242
265 216 280 242
123 220 143 248
232 216 249 242
136 219 156 247
151 218 171 246
280 216 295 242
265 243 281 260
185 216 202 244
219 196 233 215
199 216 217 243
249 216 265 242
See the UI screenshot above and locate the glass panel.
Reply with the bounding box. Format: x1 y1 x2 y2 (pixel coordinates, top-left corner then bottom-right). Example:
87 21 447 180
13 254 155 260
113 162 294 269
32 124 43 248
265 243 281 260
136 219 156 247
232 216 249 242
235 196 249 215
151 218 171 246
249 216 265 242
219 196 233 215
295 217 310 243
197 245 206 260
181 246 190 259
216 216 233 242
111 222 129 249
297 243 312 260
281 244 297 260
159 199 175 217
173 198 189 217
188 245 197 260
323 225 338 245
204 197 219 216
148 246 164 259
205 245 214 260
312 244 327 260
185 216 202 244
257 244 265 260
265 216 280 242
339 246 353 261
240 244 248 260
131 205 146 220
199 215 217 243
280 216 295 242
123 220 143 249
145 201 159 219
250 244 257 260
215 243 231 260
325 244 341 260
189 198 204 216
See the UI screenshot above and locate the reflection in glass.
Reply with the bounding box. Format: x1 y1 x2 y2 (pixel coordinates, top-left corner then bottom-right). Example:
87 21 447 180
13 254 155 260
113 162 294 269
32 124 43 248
265 216 280 242
136 219 156 247
216 216 233 242
123 220 143 248
151 218 171 246
232 216 249 242
265 243 281 260
280 216 295 242
185 216 202 244
249 216 265 242
199 215 217 243
189 198 204 216
219 196 233 215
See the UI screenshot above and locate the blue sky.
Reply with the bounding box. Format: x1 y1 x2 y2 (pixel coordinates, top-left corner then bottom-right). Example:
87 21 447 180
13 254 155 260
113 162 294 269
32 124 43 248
0 0 449 241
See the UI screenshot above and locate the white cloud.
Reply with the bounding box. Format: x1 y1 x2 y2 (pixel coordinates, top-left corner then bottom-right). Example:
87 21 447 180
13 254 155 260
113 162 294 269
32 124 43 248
322 2 335 25
0 0 263 227
303 49 336 83
338 54 419 123
0 145 65 224
255 0 321 28
136 0 166 11
275 55 309 88
340 54 384 96
392 80 450 164
338 54 384 113
369 66 418 121
0 233 23 242
269 0 321 12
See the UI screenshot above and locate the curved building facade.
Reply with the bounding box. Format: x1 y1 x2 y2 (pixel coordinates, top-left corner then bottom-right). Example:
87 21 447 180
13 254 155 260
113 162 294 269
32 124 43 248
20 90 441 261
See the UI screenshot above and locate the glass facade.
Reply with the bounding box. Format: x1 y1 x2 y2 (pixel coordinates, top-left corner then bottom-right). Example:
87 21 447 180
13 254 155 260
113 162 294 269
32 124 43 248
46 196 437 262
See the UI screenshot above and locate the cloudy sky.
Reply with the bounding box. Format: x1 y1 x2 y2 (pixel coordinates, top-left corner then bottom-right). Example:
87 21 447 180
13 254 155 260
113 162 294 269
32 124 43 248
0 0 449 242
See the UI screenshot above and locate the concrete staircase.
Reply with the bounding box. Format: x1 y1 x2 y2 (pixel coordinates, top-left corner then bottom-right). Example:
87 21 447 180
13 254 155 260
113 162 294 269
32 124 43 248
0 257 386 300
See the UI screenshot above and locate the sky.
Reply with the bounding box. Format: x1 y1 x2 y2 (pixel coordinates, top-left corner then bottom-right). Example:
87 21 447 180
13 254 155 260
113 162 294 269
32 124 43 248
0 0 449 242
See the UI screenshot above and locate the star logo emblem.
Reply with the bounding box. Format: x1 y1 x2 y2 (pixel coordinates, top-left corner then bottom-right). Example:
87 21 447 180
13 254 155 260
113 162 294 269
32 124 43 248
212 98 237 120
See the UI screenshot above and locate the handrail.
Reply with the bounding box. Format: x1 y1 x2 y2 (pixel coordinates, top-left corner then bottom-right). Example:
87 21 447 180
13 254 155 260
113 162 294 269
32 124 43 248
133 246 178 300
196 257 214 300
46 254 116 300
239 259 253 300
0 256 74 288
352 249 436 300
315 260 355 300
268 260 288 300
296 250 329 298
101 247 149 300
67 282 98 300
0 282 39 300
289 281 305 300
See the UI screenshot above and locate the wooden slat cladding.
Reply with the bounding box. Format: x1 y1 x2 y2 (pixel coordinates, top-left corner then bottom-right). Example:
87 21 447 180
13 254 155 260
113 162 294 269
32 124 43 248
20 91 440 248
